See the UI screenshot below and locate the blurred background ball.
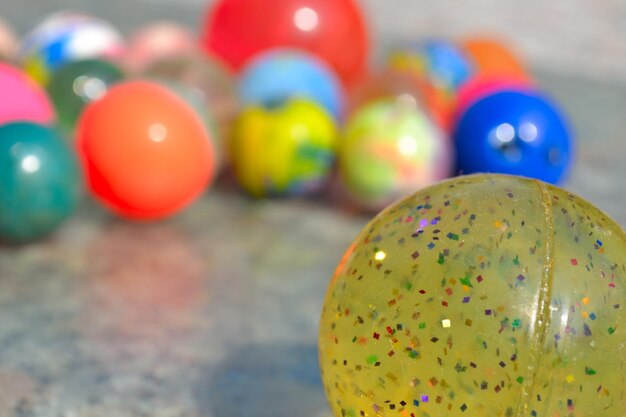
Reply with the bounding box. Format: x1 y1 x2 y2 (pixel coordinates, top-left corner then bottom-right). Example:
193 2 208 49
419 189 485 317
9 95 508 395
229 98 337 197
388 39 474 131
319 173 626 417
348 69 450 131
452 75 533 125
0 17 18 62
18 11 125 86
76 81 216 220
453 89 573 184
389 39 473 92
47 58 124 134
0 122 81 243
202 0 369 88
238 48 344 120
338 99 452 211
124 20 198 73
144 53 238 157
461 35 529 80
0 62 55 125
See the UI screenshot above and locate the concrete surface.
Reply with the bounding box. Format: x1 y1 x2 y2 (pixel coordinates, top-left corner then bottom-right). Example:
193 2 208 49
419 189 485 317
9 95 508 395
0 1 626 416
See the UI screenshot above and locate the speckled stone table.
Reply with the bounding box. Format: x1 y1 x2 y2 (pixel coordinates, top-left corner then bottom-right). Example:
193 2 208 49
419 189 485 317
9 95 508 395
0 71 625 417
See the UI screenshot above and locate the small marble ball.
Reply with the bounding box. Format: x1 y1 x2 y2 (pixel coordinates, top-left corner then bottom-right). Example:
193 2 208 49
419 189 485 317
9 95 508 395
338 99 452 211
124 20 199 73
319 174 626 417
47 58 125 134
18 11 125 86
229 98 337 197
0 122 81 243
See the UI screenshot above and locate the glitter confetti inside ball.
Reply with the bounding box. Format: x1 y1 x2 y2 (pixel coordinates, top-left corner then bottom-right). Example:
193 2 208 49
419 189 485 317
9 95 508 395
319 174 626 417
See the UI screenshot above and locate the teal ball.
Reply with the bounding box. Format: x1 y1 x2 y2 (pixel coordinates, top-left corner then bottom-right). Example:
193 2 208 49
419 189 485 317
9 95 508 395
0 122 81 242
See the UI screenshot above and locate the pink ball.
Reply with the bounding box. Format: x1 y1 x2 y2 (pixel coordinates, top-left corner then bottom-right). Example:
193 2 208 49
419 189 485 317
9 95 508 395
0 63 55 125
124 21 199 73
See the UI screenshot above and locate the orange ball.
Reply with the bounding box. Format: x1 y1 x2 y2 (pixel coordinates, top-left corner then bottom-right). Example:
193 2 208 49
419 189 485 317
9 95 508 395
77 81 216 220
461 36 529 80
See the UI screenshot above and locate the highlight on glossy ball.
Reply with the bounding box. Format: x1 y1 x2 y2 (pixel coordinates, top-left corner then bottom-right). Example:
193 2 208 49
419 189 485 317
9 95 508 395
239 48 344 120
18 11 125 86
338 98 452 211
454 89 572 184
0 122 81 243
47 58 125 134
202 0 369 87
76 80 216 220
319 173 626 417
229 98 337 197
0 62 55 125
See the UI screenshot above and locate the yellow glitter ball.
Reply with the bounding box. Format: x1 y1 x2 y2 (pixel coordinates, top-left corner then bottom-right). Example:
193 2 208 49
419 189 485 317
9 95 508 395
319 174 626 417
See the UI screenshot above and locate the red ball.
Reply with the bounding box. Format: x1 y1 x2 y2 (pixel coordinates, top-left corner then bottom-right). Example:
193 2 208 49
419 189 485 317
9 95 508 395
453 75 534 125
202 0 369 88
76 81 216 220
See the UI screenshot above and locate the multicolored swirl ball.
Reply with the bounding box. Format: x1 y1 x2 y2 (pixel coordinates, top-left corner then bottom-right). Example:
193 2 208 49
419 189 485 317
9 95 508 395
229 98 337 197
338 99 452 211
18 11 125 86
388 39 474 131
319 174 626 417
389 39 473 93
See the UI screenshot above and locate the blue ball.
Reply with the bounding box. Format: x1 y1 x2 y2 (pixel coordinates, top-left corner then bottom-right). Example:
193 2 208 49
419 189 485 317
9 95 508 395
238 49 344 120
421 39 473 90
453 90 573 184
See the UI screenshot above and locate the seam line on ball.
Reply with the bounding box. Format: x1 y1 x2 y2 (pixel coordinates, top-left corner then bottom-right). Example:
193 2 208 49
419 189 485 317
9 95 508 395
517 180 556 415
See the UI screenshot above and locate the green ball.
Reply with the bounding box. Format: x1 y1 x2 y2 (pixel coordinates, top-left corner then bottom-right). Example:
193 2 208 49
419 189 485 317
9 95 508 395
47 58 124 134
0 122 81 242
